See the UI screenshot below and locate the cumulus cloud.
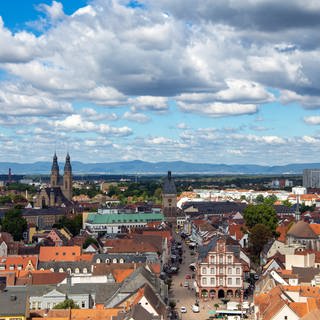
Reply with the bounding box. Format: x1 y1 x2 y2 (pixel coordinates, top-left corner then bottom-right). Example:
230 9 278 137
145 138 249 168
177 101 257 117
1 0 320 163
54 114 132 136
304 116 320 125
123 111 150 123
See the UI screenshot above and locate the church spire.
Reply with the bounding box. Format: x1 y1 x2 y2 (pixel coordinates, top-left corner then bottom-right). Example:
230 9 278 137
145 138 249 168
50 152 60 187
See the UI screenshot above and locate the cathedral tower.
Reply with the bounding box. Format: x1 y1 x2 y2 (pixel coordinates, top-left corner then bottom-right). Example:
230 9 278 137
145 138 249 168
62 153 73 201
50 152 60 187
162 171 177 222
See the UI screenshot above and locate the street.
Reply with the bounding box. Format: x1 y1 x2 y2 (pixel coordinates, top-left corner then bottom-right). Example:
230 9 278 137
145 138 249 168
170 234 214 320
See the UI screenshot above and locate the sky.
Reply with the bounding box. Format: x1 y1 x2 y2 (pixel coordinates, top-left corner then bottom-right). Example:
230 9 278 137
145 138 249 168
1 0 320 165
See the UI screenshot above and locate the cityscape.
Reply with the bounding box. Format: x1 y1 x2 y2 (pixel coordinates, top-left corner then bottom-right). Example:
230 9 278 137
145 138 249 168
1 1 320 320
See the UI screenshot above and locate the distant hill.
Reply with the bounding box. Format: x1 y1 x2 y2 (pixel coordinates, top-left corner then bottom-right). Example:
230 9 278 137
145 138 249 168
0 160 319 175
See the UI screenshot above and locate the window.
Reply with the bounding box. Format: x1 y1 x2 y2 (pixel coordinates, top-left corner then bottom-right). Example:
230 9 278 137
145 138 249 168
59 268 64 273
227 255 232 263
82 301 86 308
119 258 124 263
219 255 223 263
96 258 101 263
113 258 118 263
219 278 223 285
210 267 215 274
202 277 207 285
236 267 240 274
202 267 207 274
228 267 232 274
75 268 80 274
83 268 87 274
210 255 215 263
210 277 215 285
219 267 223 274
236 278 240 285
228 278 232 285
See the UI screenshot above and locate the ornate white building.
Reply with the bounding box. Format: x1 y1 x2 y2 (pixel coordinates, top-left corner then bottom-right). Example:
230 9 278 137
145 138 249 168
196 236 248 299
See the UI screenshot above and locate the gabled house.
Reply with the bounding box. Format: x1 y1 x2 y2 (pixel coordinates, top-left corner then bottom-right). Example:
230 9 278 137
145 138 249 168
196 236 249 300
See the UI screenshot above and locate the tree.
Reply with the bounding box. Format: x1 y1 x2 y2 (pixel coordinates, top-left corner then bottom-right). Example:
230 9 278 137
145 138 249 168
249 223 272 257
282 199 292 207
264 194 277 205
0 208 27 241
255 194 264 203
83 237 98 249
243 203 277 232
54 214 83 236
53 299 79 309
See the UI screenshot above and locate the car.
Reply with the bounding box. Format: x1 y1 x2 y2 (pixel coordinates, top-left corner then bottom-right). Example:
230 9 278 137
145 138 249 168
192 305 200 313
185 274 191 279
180 306 187 313
183 281 189 287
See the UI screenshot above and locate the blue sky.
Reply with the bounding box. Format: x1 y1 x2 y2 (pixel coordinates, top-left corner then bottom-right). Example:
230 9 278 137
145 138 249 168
0 0 320 164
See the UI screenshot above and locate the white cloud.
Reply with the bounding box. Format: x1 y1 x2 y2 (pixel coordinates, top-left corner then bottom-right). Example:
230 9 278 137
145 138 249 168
178 101 257 117
304 116 320 125
123 111 150 123
130 96 169 111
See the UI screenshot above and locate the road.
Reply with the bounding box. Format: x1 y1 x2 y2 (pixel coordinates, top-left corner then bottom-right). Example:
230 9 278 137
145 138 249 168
169 232 255 320
170 235 213 320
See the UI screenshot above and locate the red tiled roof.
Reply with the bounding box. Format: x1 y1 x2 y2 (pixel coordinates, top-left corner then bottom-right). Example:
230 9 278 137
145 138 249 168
39 246 81 262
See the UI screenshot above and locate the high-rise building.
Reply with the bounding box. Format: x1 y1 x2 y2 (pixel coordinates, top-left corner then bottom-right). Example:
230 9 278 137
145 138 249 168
303 169 320 188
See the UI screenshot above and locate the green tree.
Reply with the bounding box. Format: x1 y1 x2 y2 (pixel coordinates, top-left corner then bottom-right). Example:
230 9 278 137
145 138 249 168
249 223 272 256
255 194 264 203
264 194 277 205
83 237 99 249
282 199 292 207
54 214 83 236
0 208 27 241
53 299 79 309
243 203 277 232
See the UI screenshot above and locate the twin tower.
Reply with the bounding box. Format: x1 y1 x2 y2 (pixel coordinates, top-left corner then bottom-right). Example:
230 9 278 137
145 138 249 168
50 152 73 201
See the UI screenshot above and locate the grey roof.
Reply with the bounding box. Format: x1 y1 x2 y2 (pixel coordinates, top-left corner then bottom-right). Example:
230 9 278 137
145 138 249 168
125 303 155 320
198 237 218 261
104 266 163 307
28 282 104 297
95 283 121 304
93 253 147 264
292 266 320 283
51 152 59 172
38 261 92 272
0 286 28 316
162 171 176 194
22 207 68 216
182 202 295 216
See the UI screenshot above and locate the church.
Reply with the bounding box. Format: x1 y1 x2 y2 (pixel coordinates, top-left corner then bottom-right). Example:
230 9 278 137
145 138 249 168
34 153 73 208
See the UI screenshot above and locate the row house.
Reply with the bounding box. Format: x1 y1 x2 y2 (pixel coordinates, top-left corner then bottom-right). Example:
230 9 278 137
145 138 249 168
196 236 249 299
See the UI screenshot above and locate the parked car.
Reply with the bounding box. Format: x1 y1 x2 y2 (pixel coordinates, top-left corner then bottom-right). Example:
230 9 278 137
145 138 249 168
185 274 191 279
192 305 200 313
183 281 189 287
180 306 187 313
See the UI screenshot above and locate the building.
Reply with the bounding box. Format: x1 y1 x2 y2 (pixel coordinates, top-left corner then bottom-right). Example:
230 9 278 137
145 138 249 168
0 286 29 320
196 236 248 299
162 171 177 222
303 169 320 189
34 153 73 208
84 212 164 234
